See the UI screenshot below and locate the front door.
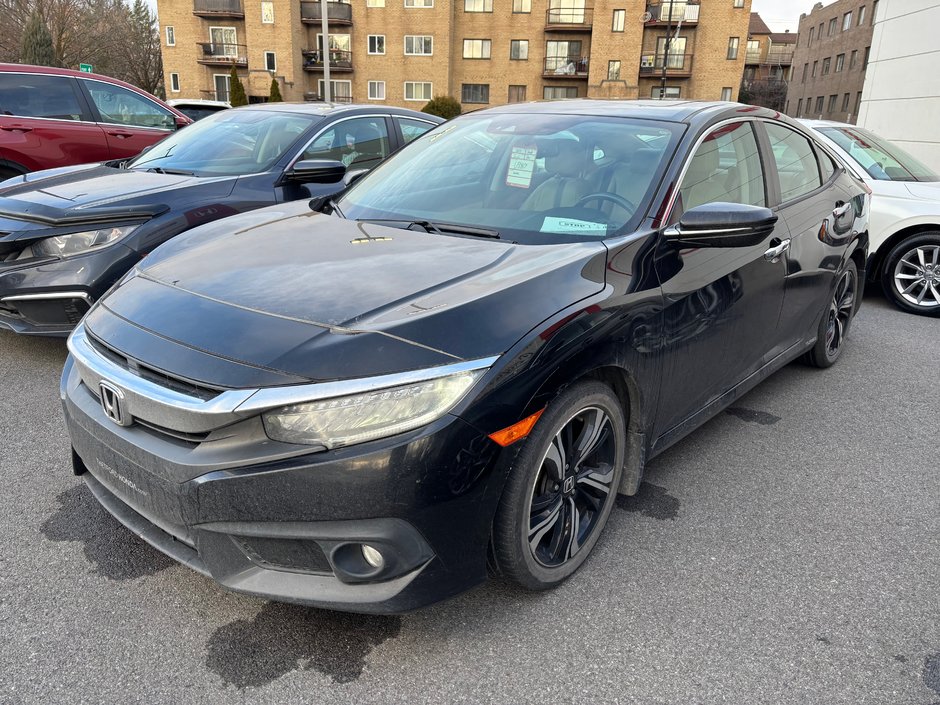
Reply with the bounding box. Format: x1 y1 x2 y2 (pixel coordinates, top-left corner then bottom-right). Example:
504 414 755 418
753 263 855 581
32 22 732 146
653 120 788 438
80 79 176 159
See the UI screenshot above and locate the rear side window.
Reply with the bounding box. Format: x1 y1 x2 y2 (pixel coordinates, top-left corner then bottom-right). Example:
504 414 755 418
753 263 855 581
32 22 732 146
83 80 175 130
0 74 85 121
396 117 435 144
764 123 822 201
678 121 765 214
301 117 390 169
818 150 836 182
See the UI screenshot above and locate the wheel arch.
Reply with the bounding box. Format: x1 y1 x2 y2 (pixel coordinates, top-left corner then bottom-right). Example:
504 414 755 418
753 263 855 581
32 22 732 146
0 159 29 178
869 223 940 283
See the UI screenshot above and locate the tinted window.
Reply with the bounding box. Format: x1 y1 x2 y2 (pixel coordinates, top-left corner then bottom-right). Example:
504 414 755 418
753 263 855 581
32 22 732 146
175 106 229 121
302 117 390 169
396 117 435 144
765 123 822 201
678 122 765 213
0 74 85 121
818 126 940 182
84 80 175 130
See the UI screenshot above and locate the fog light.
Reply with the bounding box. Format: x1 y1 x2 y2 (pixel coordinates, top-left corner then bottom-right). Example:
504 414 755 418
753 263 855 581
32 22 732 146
361 544 385 570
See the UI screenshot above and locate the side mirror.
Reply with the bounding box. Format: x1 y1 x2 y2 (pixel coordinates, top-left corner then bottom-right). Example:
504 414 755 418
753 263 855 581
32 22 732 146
174 116 190 130
285 159 347 184
664 202 778 248
344 168 369 187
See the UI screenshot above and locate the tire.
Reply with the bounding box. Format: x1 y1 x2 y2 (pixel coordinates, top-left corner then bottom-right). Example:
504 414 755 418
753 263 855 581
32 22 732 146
880 232 940 316
0 166 22 183
804 258 858 369
492 380 625 590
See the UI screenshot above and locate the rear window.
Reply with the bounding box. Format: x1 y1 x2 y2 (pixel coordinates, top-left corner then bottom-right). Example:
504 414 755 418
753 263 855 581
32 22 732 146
0 74 86 121
819 126 939 182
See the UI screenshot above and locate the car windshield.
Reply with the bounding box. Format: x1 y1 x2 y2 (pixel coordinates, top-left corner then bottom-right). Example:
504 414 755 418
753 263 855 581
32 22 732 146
128 109 316 176
819 126 939 182
336 113 683 244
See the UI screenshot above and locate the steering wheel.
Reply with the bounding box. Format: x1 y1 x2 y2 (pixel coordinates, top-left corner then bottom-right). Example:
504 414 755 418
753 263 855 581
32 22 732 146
574 192 637 215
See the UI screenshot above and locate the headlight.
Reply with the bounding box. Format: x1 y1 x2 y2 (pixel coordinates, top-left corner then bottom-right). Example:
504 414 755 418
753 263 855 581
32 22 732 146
262 369 485 448
32 225 139 258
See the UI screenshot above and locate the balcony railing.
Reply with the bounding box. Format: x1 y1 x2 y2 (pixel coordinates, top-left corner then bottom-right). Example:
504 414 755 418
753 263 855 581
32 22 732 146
543 56 590 78
302 49 353 72
745 50 762 63
192 0 244 17
196 42 248 66
300 0 352 25
764 49 794 65
545 6 593 30
645 2 699 24
639 53 694 76
304 92 353 103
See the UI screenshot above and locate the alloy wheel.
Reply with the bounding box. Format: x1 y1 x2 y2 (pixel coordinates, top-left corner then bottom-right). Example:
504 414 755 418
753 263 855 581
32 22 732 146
526 407 617 568
825 267 856 359
893 244 940 309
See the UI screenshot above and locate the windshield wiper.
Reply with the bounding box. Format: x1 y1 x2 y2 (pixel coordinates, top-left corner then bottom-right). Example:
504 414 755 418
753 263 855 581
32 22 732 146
145 167 195 176
356 219 500 239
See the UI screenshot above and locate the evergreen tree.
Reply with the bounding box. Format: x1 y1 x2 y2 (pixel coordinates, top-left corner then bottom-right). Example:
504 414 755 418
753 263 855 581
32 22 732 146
269 77 283 102
20 10 56 66
229 64 248 106
421 95 461 120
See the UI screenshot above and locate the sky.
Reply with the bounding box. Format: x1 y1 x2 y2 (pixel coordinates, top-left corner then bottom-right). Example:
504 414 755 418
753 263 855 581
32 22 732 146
751 0 828 32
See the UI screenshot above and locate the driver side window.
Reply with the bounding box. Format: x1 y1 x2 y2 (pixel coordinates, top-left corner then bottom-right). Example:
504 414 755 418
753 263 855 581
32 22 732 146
677 121 765 216
302 117 390 170
84 81 175 130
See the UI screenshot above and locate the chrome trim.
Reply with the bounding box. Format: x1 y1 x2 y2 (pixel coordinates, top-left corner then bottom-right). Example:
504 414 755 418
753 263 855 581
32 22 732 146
1 291 93 303
665 225 759 238
67 323 496 434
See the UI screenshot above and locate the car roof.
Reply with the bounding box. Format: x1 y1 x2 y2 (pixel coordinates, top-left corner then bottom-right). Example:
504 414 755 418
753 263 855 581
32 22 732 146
167 99 230 108
226 102 443 120
799 118 856 129
483 99 779 125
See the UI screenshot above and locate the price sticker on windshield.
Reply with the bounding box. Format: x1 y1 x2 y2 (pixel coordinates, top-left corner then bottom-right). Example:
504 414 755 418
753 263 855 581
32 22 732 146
506 145 537 189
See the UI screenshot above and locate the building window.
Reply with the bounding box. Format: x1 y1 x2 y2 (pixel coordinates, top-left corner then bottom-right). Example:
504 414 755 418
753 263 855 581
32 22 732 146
727 37 739 60
856 91 863 113
818 22 823 39
165 26 175 46
811 60 818 77
368 35 385 54
463 39 491 59
828 17 837 35
841 92 850 111
827 94 837 112
871 0 878 23
796 98 803 115
808 26 814 44
863 46 870 68
461 83 489 103
170 72 180 92
264 51 276 71
843 11 852 30
607 60 621 80
508 85 527 102
815 96 824 113
261 1 274 23
464 0 492 11
850 49 858 68
835 53 844 72
510 39 528 60
404 81 432 100
858 5 866 24
368 80 386 99
512 0 530 11
544 86 578 99
822 57 831 74
612 9 625 31
721 87 733 101
318 79 352 101
652 86 680 99
404 0 433 7
733 0 744 7
366 0 385 6
405 35 433 55
801 63 808 82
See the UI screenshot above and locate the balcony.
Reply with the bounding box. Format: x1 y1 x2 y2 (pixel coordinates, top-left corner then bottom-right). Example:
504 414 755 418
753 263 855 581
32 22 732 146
645 2 699 24
302 49 353 72
545 6 593 31
304 92 353 103
764 49 795 65
543 57 590 78
192 0 244 18
300 0 352 25
745 50 762 64
639 53 694 77
196 42 248 66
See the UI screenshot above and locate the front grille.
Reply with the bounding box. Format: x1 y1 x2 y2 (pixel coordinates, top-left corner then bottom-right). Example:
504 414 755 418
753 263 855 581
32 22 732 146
86 332 222 401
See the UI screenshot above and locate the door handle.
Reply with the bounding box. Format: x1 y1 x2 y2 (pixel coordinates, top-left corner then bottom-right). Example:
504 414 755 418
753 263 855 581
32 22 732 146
106 131 133 138
1 125 33 132
764 238 790 262
833 202 852 219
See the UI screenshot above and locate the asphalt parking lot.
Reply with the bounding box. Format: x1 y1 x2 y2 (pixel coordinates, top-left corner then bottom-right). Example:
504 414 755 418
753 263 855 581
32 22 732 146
1 290 938 705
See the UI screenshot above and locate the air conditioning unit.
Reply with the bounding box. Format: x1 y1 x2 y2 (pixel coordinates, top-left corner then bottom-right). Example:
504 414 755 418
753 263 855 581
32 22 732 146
640 55 655 68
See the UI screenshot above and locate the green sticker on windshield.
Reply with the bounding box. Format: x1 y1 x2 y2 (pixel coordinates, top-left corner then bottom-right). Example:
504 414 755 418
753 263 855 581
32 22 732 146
506 145 537 188
540 217 607 235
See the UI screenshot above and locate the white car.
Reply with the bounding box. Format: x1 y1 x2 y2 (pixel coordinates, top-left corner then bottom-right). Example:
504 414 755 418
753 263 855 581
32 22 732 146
166 98 231 122
800 119 940 316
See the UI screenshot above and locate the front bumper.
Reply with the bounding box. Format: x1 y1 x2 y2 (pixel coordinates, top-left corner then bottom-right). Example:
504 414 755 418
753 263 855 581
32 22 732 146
61 354 507 613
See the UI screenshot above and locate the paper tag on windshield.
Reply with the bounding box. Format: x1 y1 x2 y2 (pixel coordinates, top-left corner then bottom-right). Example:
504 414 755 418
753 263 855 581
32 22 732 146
506 145 537 188
540 217 608 235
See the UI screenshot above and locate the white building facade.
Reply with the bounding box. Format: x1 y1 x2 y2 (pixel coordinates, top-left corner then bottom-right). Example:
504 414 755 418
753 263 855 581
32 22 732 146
858 0 940 171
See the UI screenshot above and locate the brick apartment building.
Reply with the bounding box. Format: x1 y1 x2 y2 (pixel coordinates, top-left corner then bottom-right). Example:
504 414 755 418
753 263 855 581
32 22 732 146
785 0 876 123
739 12 794 111
157 0 753 109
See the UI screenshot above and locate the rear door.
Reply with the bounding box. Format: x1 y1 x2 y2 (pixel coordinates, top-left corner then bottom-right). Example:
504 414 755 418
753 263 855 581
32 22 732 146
78 78 177 159
0 72 110 172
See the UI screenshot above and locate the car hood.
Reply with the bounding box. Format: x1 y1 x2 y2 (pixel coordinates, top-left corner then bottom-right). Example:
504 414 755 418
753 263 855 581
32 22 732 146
87 204 608 386
0 164 235 229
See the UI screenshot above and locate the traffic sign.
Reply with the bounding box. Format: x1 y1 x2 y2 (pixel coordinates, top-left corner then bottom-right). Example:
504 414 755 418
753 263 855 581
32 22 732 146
79 63 93 73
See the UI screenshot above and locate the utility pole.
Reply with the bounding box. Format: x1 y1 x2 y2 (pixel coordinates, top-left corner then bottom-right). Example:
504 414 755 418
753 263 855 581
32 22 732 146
660 0 676 99
320 0 331 101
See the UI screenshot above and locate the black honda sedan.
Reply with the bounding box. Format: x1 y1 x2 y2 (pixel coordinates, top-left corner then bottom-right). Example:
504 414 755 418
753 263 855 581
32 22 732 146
61 101 868 613
0 103 441 335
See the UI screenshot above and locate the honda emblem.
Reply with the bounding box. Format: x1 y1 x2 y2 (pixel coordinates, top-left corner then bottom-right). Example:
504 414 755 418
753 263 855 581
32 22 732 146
99 381 131 426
